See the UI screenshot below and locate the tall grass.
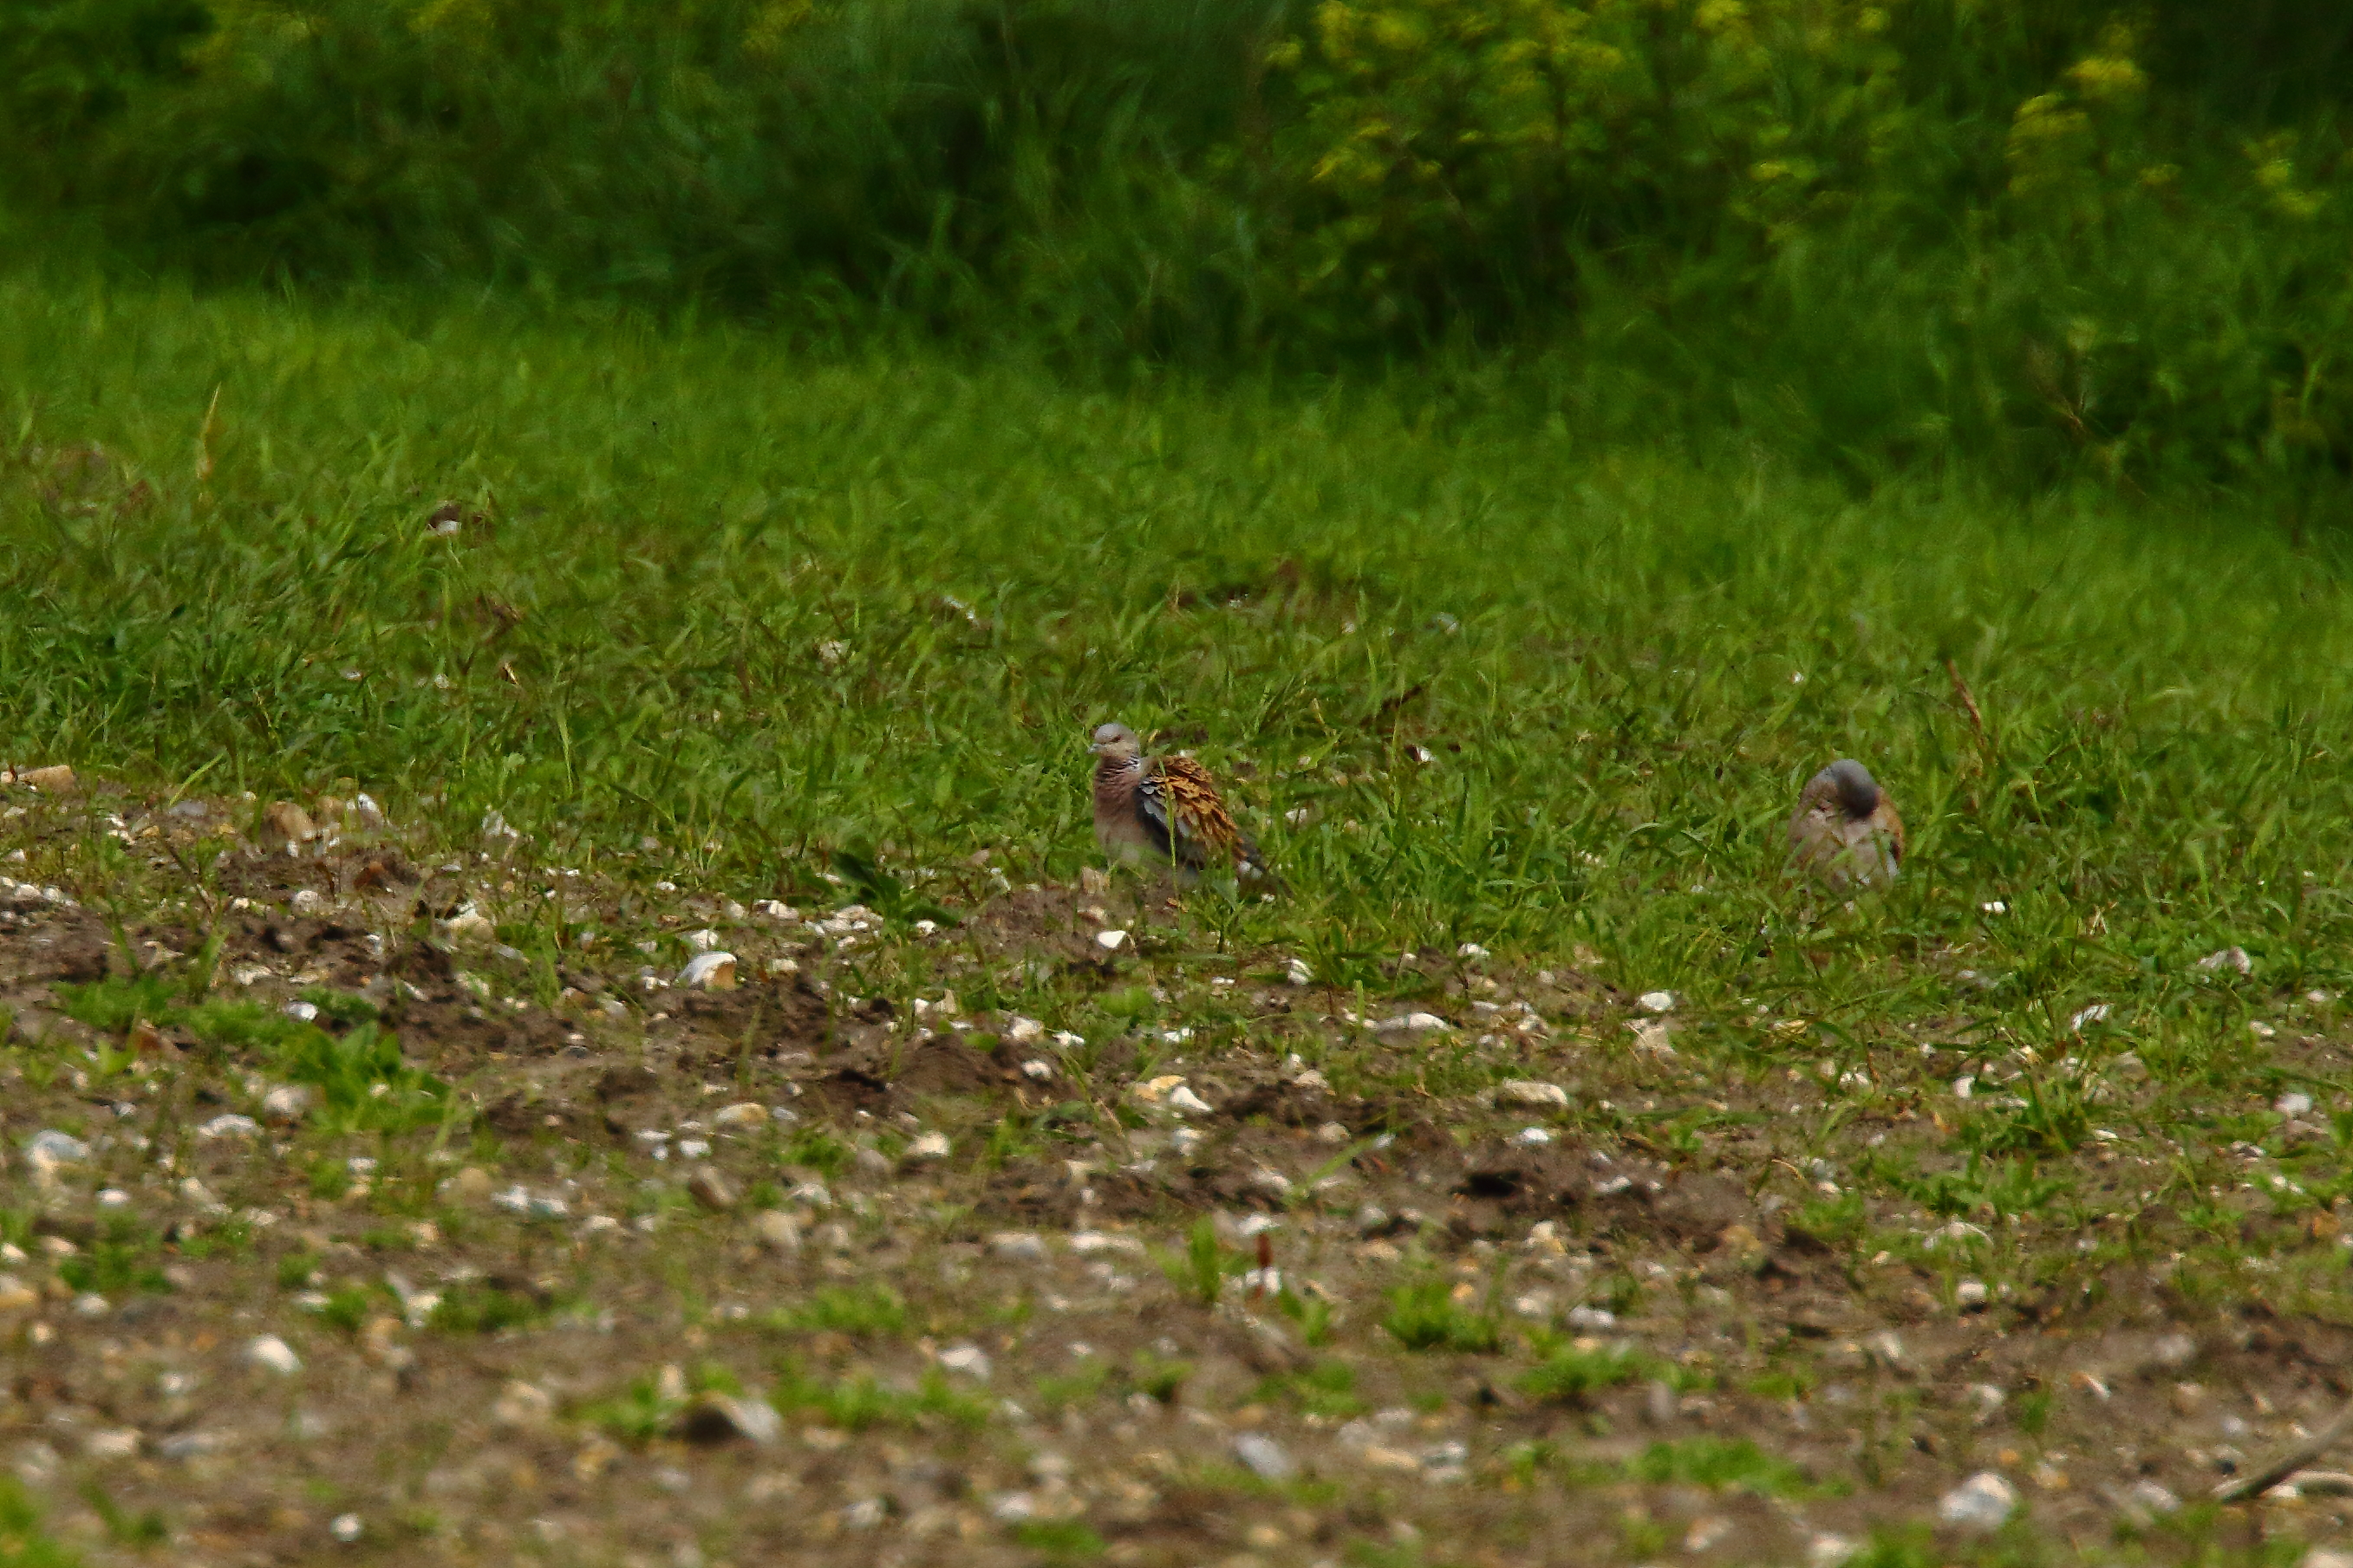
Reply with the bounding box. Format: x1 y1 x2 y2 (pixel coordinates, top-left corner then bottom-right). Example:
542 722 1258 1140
6 273 2353 1029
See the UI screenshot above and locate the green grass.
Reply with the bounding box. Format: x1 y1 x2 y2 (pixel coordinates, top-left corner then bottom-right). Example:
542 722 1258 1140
3 274 2349 999
7 273 2353 1284
1513 1342 1653 1405
1382 1278 1503 1355
0 1474 81 1566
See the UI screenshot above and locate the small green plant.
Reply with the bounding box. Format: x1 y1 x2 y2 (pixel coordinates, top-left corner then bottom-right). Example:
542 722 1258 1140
1010 1519 1106 1561
1515 1341 1652 1404
1157 1217 1244 1306
78 1480 166 1548
771 1364 989 1432
1257 1359 1366 1419
317 1286 381 1334
780 1126 851 1180
1381 1278 1502 1354
1130 1352 1192 1405
1626 1437 1815 1497
0 1474 80 1566
764 1284 908 1337
427 1282 551 1335
58 1220 169 1298
583 1374 684 1444
1276 1286 1335 1347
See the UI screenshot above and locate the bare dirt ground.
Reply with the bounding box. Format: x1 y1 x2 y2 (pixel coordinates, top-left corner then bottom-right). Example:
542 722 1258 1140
3 774 2351 1568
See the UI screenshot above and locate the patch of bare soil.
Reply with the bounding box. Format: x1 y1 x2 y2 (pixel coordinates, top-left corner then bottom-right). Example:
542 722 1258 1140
0 784 2348 1567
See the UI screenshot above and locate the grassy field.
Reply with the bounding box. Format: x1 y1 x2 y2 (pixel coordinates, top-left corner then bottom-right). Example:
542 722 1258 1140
2 275 2353 1565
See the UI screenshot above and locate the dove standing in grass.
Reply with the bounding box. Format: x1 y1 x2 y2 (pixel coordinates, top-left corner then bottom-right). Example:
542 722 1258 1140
1788 758 1905 891
1090 722 1275 889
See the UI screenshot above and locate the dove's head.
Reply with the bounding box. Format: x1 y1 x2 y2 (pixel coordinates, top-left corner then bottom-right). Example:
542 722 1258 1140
1089 722 1143 765
1813 758 1882 820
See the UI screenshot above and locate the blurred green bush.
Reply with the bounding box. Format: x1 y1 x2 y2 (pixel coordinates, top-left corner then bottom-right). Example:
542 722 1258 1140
4 0 2351 491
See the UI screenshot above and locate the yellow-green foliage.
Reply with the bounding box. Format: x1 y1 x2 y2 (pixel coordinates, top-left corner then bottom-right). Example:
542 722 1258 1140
3 0 2353 486
1270 0 1908 327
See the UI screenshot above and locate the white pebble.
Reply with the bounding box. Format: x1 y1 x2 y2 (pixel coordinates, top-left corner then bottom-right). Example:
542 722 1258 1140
936 1344 993 1379
247 1336 303 1376
1167 1085 1215 1116
1095 928 1128 952
198 1114 260 1141
677 951 738 990
1637 990 1677 1013
330 1513 362 1543
1496 1079 1568 1109
1233 1433 1295 1481
904 1132 952 1162
1938 1472 2017 1532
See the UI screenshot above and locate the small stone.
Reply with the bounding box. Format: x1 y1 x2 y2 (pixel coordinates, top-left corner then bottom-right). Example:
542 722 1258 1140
446 1166 494 1204
2197 946 2253 975
937 1344 992 1379
1095 928 1128 952
1021 1059 1054 1081
198 1114 260 1141
1233 1433 1295 1481
676 1393 782 1446
492 1381 555 1427
1939 1472 2017 1532
2277 1092 2314 1117
1637 990 1677 1013
2287 1472 2353 1498
1077 867 1111 895
1286 958 1313 986
1005 1016 1046 1044
682 927 722 952
852 1147 891 1179
247 1336 303 1376
751 1211 801 1252
687 1168 738 1212
18 764 75 795
1807 1534 1855 1568
492 1186 570 1220
1167 1085 1214 1116
1374 1012 1449 1033
713 1102 771 1131
903 1132 952 1163
2303 1552 2353 1568
1496 1079 1569 1109
83 1428 140 1459
0 1275 35 1312
260 800 316 850
989 1232 1050 1263
1069 1232 1145 1256
330 1513 362 1543
678 952 738 990
1955 1279 1990 1311
26 1129 88 1166
261 1084 314 1125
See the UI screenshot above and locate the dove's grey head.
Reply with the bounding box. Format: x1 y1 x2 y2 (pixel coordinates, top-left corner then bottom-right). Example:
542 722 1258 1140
1089 722 1143 764
1816 758 1881 820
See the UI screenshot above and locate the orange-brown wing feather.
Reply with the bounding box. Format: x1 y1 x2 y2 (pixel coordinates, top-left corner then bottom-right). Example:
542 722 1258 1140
1149 756 1242 869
